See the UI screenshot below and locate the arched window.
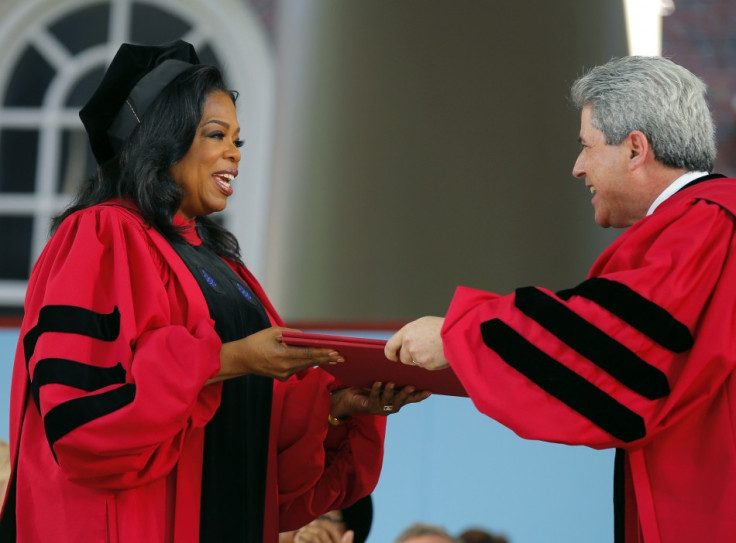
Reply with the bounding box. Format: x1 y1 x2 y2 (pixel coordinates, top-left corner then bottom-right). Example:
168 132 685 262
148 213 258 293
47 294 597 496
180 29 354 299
0 0 274 314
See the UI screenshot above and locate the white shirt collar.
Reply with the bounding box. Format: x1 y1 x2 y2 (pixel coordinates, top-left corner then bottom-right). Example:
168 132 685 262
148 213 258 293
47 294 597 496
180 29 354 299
647 171 710 216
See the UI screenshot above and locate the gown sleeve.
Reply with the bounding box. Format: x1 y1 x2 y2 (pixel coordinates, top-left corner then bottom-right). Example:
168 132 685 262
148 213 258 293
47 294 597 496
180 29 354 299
441 198 736 449
221 259 387 533
274 369 386 532
21 206 222 489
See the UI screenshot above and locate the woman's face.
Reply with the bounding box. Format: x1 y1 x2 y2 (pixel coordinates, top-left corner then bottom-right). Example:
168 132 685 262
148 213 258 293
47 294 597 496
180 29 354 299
171 90 242 220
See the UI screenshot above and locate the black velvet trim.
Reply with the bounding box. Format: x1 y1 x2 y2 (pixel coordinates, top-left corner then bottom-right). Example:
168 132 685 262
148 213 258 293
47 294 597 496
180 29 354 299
44 384 136 461
556 278 693 353
23 305 121 414
515 287 670 400
678 173 726 191
168 239 272 543
614 448 625 543
23 305 121 367
481 319 646 443
31 359 126 409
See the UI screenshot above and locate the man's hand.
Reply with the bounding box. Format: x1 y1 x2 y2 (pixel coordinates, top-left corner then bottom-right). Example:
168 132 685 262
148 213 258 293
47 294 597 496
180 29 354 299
384 316 449 370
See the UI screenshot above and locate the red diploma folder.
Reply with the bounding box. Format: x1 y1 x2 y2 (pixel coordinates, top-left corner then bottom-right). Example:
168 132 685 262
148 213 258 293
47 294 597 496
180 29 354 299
281 330 468 397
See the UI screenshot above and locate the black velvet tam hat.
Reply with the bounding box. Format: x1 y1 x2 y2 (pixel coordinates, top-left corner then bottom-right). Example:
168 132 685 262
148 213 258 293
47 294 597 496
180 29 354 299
79 40 200 165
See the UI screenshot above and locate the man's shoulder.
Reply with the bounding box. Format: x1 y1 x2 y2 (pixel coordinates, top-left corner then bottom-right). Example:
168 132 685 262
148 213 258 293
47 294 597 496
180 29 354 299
683 177 736 216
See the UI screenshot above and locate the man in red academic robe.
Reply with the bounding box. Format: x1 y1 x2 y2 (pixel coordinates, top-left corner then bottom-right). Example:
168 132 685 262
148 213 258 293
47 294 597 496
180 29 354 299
385 56 736 543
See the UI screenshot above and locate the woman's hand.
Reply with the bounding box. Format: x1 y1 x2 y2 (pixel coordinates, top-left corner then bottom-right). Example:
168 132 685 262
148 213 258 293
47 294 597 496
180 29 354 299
214 327 344 383
330 382 432 420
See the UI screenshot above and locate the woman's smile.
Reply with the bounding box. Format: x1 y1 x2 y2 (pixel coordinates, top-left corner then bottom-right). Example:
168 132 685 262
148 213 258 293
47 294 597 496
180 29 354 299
211 169 237 196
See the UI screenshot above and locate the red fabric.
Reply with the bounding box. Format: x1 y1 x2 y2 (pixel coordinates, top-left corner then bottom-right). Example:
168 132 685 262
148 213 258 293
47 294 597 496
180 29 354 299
441 178 736 542
0 203 385 542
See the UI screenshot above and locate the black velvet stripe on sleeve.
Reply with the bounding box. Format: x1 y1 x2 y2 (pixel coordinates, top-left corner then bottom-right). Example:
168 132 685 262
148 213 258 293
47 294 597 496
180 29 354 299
556 278 693 353
23 305 121 366
43 384 136 461
480 319 646 443
20 304 131 460
515 287 670 400
23 305 122 412
31 359 127 408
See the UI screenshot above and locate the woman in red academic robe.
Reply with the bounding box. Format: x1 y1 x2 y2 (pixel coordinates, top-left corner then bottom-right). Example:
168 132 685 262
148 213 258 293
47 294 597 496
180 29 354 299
0 40 428 543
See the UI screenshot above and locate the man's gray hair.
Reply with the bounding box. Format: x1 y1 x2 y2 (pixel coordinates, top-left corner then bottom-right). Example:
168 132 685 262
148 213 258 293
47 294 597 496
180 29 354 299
570 56 716 172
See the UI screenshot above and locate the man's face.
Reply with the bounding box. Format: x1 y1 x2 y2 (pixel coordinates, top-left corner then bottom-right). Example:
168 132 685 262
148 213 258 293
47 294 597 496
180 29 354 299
572 105 648 228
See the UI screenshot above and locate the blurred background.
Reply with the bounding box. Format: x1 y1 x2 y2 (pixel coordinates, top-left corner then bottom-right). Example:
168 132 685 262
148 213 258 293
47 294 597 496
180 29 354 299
0 0 734 541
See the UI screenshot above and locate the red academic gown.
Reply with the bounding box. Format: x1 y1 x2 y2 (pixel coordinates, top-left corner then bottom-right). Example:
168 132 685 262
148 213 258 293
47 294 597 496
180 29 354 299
0 203 385 542
441 177 736 543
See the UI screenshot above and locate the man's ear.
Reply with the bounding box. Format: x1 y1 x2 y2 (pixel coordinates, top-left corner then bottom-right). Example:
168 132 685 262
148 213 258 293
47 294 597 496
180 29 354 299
627 130 650 169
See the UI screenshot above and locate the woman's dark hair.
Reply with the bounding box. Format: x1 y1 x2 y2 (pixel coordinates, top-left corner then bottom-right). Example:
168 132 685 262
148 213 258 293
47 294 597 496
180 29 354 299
52 64 242 263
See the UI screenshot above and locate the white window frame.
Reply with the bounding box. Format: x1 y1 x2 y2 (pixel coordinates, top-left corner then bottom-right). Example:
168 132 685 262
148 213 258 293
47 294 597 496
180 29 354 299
0 0 274 306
